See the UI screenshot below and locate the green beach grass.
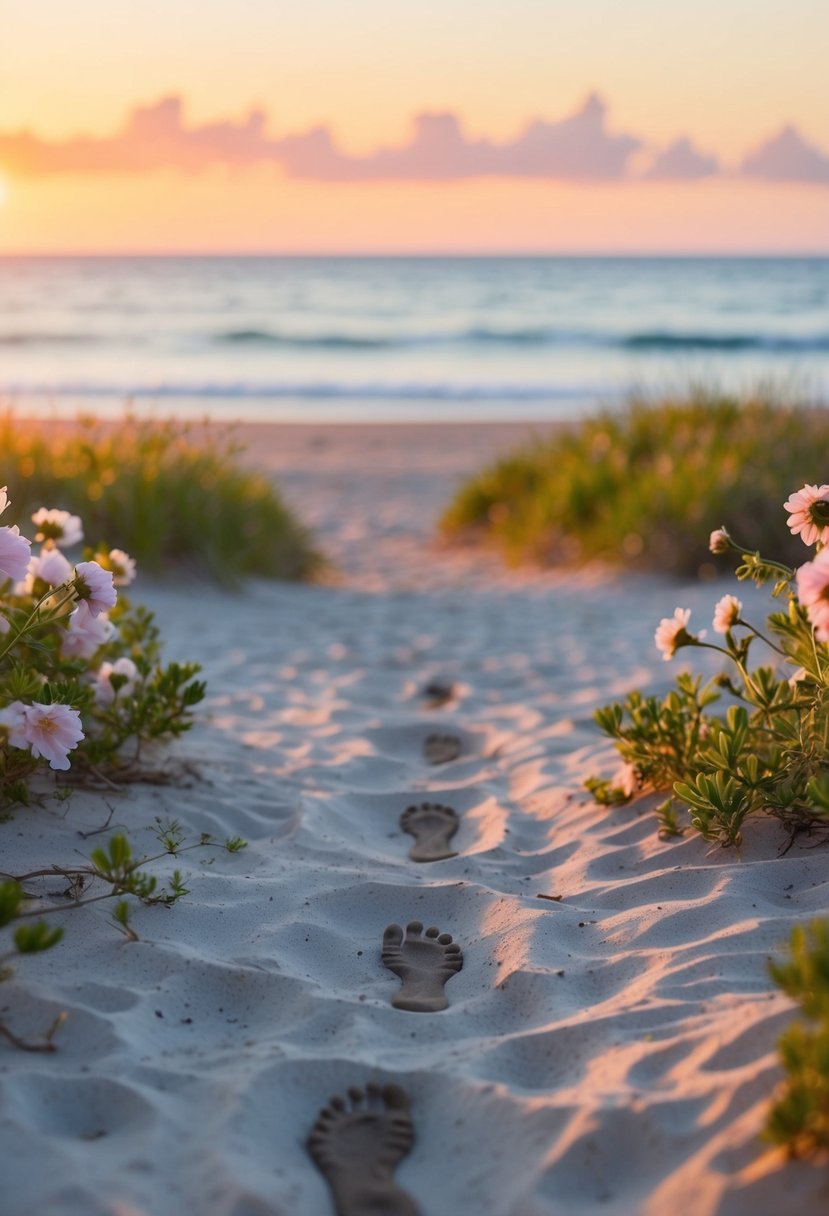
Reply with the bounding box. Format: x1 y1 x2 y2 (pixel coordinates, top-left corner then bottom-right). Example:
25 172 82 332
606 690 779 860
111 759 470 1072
441 388 827 578
0 414 321 584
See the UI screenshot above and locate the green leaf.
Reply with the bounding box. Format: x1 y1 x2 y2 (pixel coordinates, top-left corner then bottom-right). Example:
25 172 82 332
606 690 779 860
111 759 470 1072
13 921 64 953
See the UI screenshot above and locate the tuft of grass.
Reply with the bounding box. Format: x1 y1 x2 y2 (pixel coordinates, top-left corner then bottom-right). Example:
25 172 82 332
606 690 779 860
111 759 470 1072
440 387 829 577
767 920 829 1157
0 413 322 584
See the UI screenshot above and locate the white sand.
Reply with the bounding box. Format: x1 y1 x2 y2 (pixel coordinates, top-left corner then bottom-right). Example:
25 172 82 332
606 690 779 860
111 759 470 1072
1 421 828 1215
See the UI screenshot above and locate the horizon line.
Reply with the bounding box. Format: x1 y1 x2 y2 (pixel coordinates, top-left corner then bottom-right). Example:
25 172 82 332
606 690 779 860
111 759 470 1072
2 248 829 259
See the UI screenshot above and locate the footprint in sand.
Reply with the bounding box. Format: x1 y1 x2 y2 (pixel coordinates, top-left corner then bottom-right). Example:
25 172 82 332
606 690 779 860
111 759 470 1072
382 921 463 1012
423 732 461 765
307 1082 419 1216
420 680 457 708
400 802 459 862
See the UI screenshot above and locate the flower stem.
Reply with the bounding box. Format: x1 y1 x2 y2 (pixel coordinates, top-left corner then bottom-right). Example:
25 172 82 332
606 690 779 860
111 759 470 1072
0 584 77 663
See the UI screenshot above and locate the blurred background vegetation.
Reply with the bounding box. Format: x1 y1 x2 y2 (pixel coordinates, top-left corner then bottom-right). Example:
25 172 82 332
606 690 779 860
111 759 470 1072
0 414 321 585
441 388 824 578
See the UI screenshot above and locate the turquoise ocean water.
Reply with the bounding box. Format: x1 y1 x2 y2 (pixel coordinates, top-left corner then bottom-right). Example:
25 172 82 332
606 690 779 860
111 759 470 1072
0 255 827 421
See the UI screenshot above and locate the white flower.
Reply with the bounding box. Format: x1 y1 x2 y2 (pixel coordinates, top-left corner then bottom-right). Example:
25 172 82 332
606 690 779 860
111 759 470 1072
105 548 137 587
713 594 742 634
613 761 638 799
796 548 829 641
654 607 705 660
74 561 117 617
0 700 84 770
61 604 116 659
0 525 32 583
94 657 140 705
784 484 829 547
31 508 84 548
788 666 808 688
709 528 731 555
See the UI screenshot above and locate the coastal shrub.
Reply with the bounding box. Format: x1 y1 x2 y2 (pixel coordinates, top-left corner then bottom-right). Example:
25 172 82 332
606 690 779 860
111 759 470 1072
0 413 321 584
766 920 829 1156
0 489 205 809
440 389 827 577
587 487 829 845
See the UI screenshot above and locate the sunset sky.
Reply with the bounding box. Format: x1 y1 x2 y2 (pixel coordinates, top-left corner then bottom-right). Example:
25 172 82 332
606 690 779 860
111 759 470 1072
3 0 828 253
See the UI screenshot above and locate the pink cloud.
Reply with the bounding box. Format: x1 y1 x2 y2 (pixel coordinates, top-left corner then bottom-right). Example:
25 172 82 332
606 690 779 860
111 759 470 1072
0 93 642 182
742 124 829 183
642 137 720 180
0 96 270 174
279 94 641 181
2 95 827 187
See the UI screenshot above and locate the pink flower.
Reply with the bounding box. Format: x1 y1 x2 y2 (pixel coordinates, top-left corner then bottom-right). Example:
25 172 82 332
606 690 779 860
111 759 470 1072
709 528 731 555
25 547 73 589
61 604 116 659
655 607 705 660
796 548 829 641
31 508 83 548
784 484 829 547
713 594 742 634
104 548 137 587
0 700 28 748
74 561 117 617
0 525 32 583
0 700 84 770
94 657 139 705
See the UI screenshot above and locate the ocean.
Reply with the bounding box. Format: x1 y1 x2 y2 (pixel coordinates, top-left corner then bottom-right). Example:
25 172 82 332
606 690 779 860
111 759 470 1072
1 255 827 422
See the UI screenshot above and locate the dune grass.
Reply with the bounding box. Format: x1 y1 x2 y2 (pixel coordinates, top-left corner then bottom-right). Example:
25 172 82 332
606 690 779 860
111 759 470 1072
440 388 828 577
0 413 321 584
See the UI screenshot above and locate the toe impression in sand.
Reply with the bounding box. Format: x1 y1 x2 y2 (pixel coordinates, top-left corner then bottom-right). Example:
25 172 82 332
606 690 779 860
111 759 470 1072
400 802 459 862
421 680 457 708
307 1082 420 1216
423 732 461 765
382 921 463 1012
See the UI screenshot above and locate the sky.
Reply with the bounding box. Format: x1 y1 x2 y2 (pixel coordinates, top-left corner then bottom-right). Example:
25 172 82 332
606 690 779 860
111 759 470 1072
2 0 828 253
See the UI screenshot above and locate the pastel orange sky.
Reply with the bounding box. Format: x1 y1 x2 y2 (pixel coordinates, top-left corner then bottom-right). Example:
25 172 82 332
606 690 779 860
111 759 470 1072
3 0 828 253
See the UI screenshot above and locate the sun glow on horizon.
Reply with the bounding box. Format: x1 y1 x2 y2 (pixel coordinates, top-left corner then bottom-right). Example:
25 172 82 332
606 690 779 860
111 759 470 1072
4 0 827 254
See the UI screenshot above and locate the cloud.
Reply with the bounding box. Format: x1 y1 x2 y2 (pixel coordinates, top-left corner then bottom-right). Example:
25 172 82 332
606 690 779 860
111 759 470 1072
3 95 828 187
0 92 642 182
742 124 829 183
277 94 641 181
0 96 271 174
642 136 720 180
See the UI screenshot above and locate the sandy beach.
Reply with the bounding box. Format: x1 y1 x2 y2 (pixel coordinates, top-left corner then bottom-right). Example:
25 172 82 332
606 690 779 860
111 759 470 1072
2 420 828 1216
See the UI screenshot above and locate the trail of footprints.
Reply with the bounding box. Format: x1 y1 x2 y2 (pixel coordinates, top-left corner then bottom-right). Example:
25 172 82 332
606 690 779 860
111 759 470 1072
306 724 468 1216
